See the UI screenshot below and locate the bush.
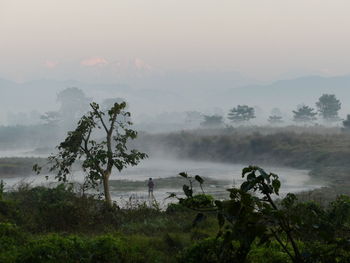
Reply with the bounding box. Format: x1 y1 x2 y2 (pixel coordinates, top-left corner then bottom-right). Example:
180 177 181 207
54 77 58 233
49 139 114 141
179 194 214 209
247 242 291 263
2 184 120 233
179 237 236 263
0 199 22 223
166 203 190 213
90 235 124 263
19 234 90 263
0 223 28 263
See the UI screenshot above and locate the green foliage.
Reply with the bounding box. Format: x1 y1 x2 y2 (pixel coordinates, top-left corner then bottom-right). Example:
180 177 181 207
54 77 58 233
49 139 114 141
177 167 322 262
247 242 292 263
0 184 122 233
293 105 317 123
0 233 126 263
179 194 214 209
228 105 256 124
0 177 350 262
34 101 147 205
166 203 190 213
19 234 90 263
0 223 28 263
316 94 341 122
303 241 350 263
89 235 124 263
179 237 236 263
171 172 214 210
176 165 350 262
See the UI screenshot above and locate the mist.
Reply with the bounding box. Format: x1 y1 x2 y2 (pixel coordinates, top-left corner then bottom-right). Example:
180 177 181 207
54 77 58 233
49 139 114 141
2 1 350 261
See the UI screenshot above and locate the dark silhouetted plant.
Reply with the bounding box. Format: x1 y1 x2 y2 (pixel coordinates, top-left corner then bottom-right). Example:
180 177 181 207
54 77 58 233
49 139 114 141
34 102 147 207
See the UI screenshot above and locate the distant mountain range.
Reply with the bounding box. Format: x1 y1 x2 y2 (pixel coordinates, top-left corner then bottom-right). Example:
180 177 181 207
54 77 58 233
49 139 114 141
1 73 350 124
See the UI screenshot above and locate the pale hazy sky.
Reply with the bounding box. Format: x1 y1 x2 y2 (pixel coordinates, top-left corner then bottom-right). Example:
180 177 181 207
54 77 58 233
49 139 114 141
1 0 350 82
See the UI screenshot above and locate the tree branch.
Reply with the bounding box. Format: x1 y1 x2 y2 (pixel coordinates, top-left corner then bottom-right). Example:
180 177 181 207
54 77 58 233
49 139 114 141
79 144 104 176
106 111 119 172
271 229 295 261
91 107 109 134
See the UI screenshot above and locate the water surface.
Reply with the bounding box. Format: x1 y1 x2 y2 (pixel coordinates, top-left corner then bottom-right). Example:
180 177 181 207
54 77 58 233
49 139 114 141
2 158 322 206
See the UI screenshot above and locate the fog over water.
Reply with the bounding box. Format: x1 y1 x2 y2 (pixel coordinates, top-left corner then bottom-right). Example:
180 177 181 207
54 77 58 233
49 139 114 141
2 156 322 205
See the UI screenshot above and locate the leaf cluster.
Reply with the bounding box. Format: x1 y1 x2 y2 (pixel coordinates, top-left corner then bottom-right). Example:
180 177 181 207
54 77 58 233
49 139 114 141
228 105 256 123
34 101 147 190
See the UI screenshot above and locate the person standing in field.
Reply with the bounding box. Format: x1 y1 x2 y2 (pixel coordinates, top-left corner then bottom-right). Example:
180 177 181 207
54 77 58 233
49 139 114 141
148 178 154 199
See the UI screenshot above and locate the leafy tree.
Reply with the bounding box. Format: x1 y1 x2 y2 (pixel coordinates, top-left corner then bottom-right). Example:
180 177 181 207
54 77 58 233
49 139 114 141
316 94 341 122
101 97 126 111
227 105 255 124
293 105 317 124
34 102 147 206
200 115 223 128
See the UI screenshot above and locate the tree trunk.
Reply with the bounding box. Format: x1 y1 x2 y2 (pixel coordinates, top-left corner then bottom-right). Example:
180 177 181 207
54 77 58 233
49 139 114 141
103 172 112 207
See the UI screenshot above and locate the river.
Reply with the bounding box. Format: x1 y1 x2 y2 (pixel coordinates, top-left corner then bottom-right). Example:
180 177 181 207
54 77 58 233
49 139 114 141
1 156 323 207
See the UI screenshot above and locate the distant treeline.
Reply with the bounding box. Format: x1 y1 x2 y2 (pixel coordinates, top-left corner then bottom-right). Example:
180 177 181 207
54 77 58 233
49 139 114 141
0 125 59 149
136 128 350 181
0 158 46 177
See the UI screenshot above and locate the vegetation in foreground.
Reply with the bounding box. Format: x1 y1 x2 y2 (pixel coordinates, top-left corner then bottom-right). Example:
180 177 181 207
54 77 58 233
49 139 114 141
1 165 350 263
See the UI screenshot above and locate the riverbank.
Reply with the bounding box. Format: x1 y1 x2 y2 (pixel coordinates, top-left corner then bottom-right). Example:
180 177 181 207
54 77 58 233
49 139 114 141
134 128 350 198
1 127 349 201
0 157 321 207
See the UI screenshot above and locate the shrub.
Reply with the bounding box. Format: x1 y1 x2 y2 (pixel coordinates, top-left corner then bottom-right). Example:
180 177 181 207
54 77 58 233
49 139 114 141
0 199 22 223
3 184 120 233
166 203 190 213
90 235 125 263
18 234 90 263
0 223 27 263
179 194 214 209
247 242 292 263
179 237 236 263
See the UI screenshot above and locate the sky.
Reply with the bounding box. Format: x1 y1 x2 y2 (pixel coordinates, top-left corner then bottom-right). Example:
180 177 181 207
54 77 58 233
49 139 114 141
1 0 350 82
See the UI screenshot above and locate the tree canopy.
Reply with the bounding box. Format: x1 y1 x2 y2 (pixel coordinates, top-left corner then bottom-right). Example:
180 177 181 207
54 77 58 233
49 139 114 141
316 94 341 122
293 105 317 124
227 105 255 124
35 101 147 206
